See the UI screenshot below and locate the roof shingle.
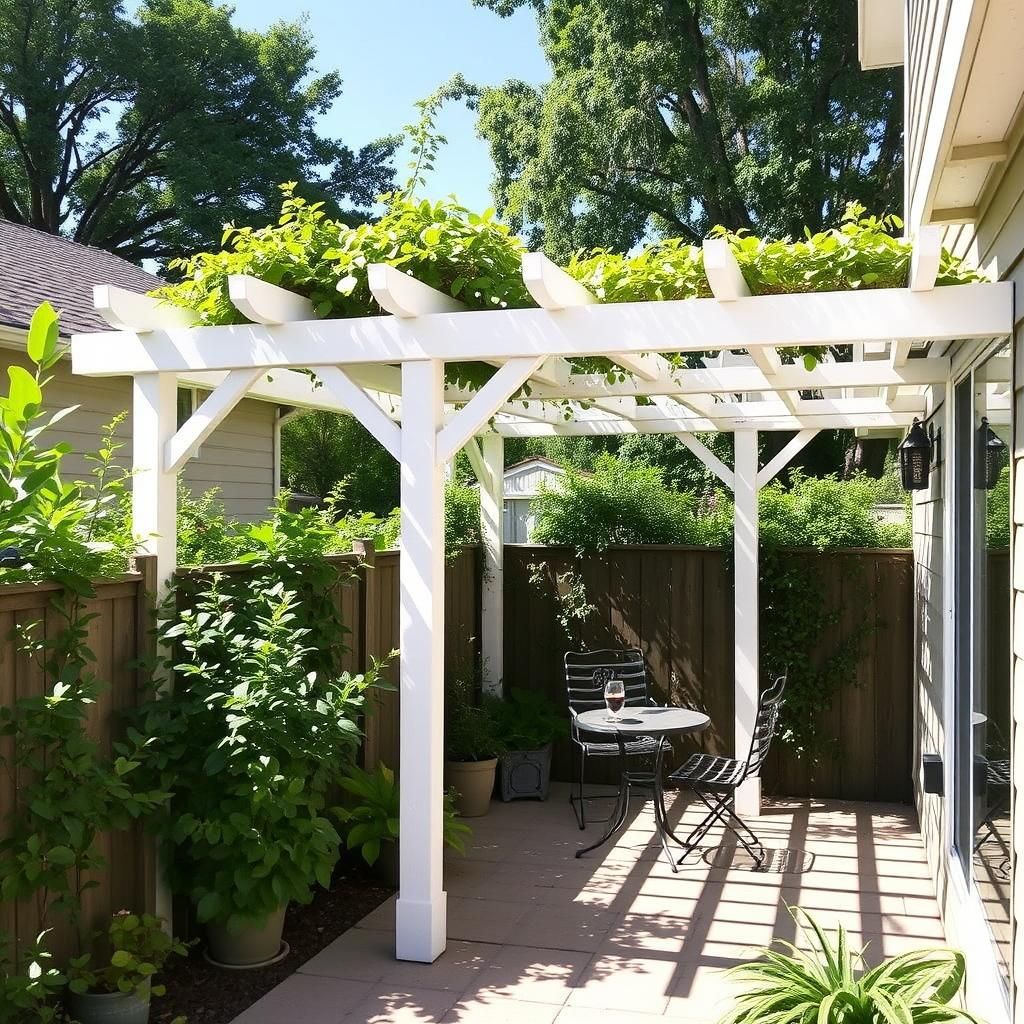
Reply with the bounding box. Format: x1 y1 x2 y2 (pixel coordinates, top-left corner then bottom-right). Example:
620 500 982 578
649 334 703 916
0 219 161 336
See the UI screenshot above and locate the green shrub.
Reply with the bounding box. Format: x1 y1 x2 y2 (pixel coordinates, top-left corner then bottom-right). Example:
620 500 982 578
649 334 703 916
721 907 977 1024
987 466 1010 548
445 481 481 550
486 689 567 750
335 764 470 867
134 575 379 931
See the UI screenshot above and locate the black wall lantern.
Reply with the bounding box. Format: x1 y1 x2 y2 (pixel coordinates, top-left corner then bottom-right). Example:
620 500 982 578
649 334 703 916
977 417 1008 490
898 417 933 491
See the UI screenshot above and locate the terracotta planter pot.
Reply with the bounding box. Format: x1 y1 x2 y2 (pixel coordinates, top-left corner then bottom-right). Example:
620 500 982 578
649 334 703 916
66 984 150 1024
445 758 497 817
206 904 286 967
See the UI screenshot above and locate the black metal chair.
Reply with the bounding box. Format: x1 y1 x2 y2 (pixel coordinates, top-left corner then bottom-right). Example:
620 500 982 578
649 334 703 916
564 648 659 829
666 671 787 867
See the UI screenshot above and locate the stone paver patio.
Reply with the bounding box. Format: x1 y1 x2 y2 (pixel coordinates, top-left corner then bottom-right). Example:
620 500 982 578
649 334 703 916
233 785 945 1024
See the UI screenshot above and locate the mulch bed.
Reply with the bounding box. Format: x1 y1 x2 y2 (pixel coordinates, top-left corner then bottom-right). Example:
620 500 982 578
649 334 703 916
152 862 394 1024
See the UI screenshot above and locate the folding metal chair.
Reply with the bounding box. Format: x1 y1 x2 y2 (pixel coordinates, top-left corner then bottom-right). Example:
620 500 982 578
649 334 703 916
564 648 659 829
666 672 787 867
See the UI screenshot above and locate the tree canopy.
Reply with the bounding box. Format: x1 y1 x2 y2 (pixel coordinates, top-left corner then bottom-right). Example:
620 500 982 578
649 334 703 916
471 0 902 256
0 0 397 262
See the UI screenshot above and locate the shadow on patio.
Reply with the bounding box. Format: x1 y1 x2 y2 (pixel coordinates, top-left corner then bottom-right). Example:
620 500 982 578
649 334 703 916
231 784 945 1024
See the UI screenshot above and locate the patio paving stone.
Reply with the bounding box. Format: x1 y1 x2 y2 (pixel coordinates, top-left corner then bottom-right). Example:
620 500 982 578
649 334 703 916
231 786 946 1024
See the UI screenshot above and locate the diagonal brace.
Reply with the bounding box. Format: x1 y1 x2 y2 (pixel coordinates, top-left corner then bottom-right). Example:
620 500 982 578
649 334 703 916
438 357 543 464
317 365 402 461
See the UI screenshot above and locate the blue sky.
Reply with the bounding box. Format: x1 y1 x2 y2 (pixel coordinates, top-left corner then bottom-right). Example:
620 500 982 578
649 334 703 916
231 0 550 211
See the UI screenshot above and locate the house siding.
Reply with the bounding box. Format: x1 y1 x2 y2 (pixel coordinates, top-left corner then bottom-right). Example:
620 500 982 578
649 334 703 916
909 131 1022 1018
11 349 277 522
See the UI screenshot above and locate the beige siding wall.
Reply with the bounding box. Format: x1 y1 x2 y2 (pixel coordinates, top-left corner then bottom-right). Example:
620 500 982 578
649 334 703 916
7 348 277 522
910 135 1023 1019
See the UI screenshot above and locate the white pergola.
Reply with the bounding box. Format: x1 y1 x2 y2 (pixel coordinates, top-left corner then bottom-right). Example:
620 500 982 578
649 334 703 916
71 228 1012 964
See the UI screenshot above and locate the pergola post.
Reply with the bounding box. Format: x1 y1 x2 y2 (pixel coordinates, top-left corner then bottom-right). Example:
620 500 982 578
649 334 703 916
479 433 504 697
132 372 178 923
733 430 761 817
396 359 447 963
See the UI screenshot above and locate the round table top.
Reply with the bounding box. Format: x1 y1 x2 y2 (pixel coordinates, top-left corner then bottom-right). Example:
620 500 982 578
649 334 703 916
577 705 710 737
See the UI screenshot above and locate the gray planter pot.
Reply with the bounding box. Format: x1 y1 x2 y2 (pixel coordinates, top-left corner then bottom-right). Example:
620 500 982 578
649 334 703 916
66 985 150 1024
499 743 553 801
206 904 287 967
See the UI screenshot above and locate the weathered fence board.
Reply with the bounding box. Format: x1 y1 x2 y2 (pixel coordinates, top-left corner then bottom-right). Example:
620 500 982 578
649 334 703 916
502 546 915 802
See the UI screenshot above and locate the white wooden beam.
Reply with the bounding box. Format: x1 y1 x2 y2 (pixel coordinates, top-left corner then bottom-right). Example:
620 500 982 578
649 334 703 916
396 358 447 963
464 436 491 490
446 357 952 403
756 429 820 488
884 339 915 403
521 251 597 310
948 142 1009 164
484 356 570 388
228 275 315 324
494 410 923 435
676 433 735 490
369 263 464 318
609 352 671 382
71 282 1014 375
132 372 178 925
438 357 543 463
733 430 760 817
479 433 504 697
165 368 262 473
94 285 198 332
703 237 750 301
908 225 942 292
316 366 402 461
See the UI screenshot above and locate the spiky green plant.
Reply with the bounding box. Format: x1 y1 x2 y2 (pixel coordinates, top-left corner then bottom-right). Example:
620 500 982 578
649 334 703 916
720 908 980 1024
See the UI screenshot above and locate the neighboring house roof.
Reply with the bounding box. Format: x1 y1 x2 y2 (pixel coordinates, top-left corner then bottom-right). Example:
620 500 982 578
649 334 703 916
504 456 567 476
0 219 161 336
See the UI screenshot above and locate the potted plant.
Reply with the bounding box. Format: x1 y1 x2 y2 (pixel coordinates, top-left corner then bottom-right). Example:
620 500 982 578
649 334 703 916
487 689 568 801
132 571 380 968
336 763 472 885
719 906 979 1024
66 912 188 1024
445 675 504 817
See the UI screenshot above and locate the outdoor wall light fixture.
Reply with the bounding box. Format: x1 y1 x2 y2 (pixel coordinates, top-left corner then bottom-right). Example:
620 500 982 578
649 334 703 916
898 417 934 491
977 417 1008 491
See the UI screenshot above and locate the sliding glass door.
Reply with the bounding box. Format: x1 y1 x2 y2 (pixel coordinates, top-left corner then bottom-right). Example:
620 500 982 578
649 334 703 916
952 342 1012 985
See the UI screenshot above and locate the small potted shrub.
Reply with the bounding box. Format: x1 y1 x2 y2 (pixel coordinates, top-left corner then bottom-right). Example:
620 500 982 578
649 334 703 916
133 573 379 968
487 689 568 801
445 675 504 817
66 912 188 1024
336 763 471 885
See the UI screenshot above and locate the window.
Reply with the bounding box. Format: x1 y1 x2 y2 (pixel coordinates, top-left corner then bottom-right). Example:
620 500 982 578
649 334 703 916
952 342 1012 986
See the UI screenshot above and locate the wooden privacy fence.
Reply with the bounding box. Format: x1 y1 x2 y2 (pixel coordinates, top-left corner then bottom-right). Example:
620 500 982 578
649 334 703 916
0 542 910 960
503 546 915 803
0 558 157 965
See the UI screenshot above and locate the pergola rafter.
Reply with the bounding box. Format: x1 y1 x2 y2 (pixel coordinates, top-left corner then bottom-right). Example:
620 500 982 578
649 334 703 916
73 231 1014 967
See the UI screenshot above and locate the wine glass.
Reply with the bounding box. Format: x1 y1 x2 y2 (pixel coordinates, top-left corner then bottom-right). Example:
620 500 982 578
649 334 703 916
604 677 626 722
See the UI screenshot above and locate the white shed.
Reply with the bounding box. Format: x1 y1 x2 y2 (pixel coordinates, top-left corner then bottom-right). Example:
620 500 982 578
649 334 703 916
499 457 567 542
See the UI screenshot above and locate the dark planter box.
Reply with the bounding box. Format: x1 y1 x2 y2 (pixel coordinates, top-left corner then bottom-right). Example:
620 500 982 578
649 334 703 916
499 743 553 801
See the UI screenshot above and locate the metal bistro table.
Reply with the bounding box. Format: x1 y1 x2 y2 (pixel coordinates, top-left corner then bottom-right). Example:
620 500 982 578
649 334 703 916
575 705 710 872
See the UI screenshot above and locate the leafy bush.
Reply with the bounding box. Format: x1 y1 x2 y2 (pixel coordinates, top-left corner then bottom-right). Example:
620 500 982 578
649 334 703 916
531 455 732 550
155 189 984 384
721 907 977 1024
335 764 471 867
0 934 68 1024
486 689 567 750
177 483 244 565
0 308 163 973
134 574 379 932
445 674 504 762
68 912 188 999
446 481 481 550
987 466 1010 548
